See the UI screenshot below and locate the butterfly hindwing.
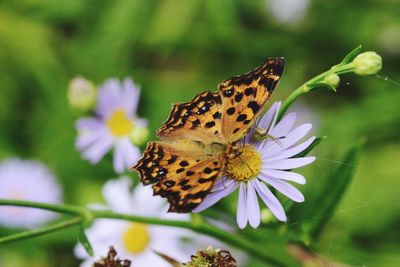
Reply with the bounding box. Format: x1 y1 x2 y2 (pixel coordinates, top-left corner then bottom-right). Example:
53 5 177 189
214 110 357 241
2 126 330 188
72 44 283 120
156 91 224 144
218 58 285 142
132 141 224 213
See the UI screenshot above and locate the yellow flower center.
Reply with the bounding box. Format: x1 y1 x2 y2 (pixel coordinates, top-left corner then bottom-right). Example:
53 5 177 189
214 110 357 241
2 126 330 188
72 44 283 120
106 109 134 137
226 145 262 182
122 223 150 254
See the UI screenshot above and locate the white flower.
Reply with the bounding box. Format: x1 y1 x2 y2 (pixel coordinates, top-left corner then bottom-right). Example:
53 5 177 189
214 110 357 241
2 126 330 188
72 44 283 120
75 78 148 173
74 177 192 267
0 158 62 229
194 102 316 229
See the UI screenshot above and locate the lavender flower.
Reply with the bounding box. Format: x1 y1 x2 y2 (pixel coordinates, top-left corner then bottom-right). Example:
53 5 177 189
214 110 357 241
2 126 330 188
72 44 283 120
0 158 62 229
76 78 148 173
194 102 316 229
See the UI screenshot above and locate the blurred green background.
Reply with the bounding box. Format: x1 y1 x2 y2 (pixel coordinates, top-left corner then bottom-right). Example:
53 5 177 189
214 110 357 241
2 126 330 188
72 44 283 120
0 0 399 266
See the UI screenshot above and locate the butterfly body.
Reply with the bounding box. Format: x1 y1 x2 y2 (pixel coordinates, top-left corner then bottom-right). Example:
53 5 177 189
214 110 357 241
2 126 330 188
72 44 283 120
132 58 285 212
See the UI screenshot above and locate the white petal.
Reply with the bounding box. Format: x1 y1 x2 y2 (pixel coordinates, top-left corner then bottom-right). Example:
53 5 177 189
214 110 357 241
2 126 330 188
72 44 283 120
194 181 238 212
246 181 261 228
259 169 306 184
263 136 316 161
264 156 316 169
259 176 304 202
237 183 248 229
102 177 133 213
269 112 296 137
254 180 287 222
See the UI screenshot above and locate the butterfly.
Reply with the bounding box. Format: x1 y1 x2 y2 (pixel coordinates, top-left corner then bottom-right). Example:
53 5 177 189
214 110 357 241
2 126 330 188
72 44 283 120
131 58 285 212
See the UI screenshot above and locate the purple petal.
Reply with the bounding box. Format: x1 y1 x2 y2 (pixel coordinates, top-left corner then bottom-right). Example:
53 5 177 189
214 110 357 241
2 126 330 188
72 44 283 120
211 177 236 192
247 181 261 228
118 138 141 168
267 101 281 130
81 136 114 163
259 169 306 184
280 123 312 149
263 136 316 161
96 79 122 118
134 118 148 128
113 144 125 173
259 176 304 202
76 127 108 151
237 183 248 229
121 79 140 116
245 102 281 144
193 181 238 212
254 179 287 222
264 156 316 169
269 112 296 137
258 101 281 130
76 117 103 131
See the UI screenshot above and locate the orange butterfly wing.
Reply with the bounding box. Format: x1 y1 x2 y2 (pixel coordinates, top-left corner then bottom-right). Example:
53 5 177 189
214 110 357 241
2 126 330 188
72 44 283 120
132 141 225 212
218 58 285 142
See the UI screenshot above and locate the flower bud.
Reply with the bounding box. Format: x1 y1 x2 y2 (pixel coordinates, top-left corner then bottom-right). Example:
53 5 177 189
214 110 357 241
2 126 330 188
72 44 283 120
130 127 149 146
67 76 97 111
352 51 382 76
323 73 340 88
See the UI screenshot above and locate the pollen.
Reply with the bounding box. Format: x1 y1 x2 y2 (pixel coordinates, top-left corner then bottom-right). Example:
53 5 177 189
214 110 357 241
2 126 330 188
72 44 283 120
122 223 150 254
107 109 134 137
226 145 262 182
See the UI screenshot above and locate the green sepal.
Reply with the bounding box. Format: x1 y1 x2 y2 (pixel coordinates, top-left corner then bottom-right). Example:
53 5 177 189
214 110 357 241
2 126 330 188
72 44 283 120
339 45 363 65
78 226 94 257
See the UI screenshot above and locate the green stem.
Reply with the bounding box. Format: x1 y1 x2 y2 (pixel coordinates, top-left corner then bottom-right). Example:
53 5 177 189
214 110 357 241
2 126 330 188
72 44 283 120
0 199 292 266
277 62 354 121
0 217 82 244
93 210 289 266
0 199 84 215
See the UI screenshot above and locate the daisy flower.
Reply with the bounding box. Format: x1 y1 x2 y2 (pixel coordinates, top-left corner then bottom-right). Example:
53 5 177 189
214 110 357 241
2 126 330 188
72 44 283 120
74 177 192 267
194 102 316 229
75 78 148 173
0 158 62 229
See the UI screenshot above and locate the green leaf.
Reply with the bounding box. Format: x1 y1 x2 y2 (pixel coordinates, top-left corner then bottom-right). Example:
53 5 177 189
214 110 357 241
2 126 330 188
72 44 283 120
299 138 365 240
339 45 363 65
78 226 94 257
